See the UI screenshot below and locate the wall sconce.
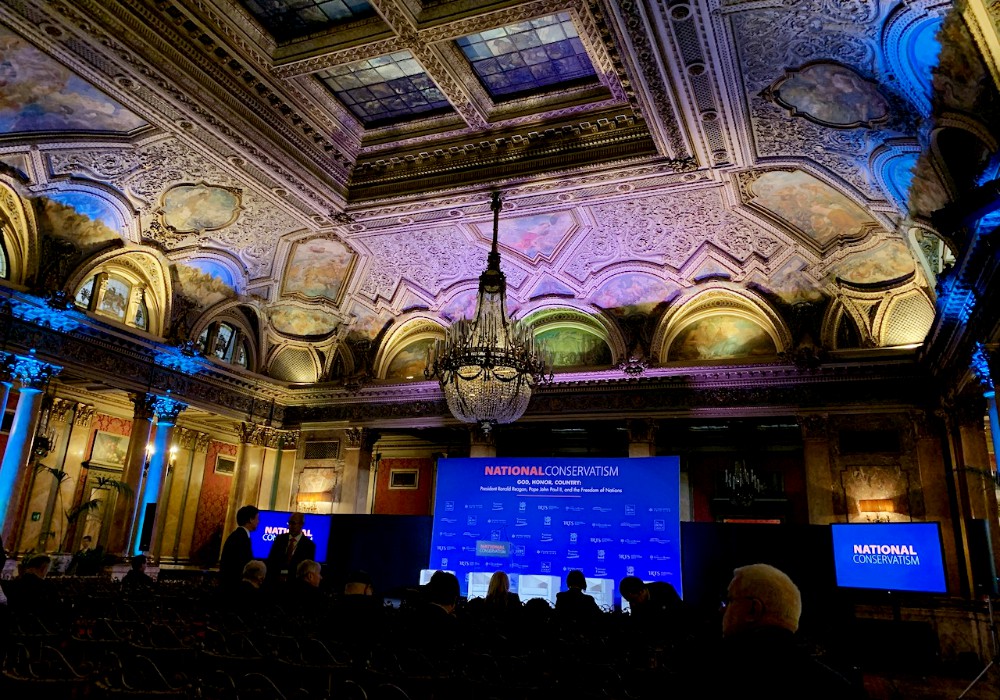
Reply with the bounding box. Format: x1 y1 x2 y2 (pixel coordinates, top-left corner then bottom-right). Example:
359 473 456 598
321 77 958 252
144 444 155 475
859 498 895 523
168 445 179 471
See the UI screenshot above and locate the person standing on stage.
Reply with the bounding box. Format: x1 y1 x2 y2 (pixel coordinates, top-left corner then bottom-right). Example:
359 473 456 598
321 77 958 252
265 511 316 589
219 505 259 591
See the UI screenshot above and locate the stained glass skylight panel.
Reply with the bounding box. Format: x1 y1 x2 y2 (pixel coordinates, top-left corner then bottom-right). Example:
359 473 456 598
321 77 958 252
456 12 597 99
316 51 453 126
241 0 375 43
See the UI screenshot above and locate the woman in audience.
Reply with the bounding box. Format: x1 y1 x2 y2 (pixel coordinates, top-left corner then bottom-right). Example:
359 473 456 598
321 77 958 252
466 570 521 621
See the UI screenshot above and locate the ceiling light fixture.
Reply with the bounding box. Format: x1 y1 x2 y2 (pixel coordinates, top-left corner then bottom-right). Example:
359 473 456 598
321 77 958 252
426 192 550 433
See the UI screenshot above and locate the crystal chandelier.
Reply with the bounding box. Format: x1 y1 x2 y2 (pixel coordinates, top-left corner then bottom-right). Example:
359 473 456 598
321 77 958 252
724 459 764 507
426 192 550 433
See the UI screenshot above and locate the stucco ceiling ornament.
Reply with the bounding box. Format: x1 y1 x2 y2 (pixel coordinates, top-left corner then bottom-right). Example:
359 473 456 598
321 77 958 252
357 225 529 303
733 10 876 94
567 189 787 283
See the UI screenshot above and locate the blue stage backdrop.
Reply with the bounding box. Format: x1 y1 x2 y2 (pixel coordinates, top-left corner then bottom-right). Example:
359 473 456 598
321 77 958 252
428 457 682 602
831 522 947 594
251 510 332 564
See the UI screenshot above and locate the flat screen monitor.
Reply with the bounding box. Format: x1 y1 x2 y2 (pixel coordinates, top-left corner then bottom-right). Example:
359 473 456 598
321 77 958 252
831 522 947 594
467 571 494 599
251 510 332 564
585 577 615 611
518 574 560 606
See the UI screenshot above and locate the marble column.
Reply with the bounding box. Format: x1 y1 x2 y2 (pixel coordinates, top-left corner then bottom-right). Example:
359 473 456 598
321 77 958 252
169 430 210 562
954 397 1000 593
107 393 156 556
264 429 299 511
340 427 375 514
137 393 186 558
0 351 60 543
223 422 267 538
912 410 962 594
626 419 657 458
798 413 837 525
469 428 496 458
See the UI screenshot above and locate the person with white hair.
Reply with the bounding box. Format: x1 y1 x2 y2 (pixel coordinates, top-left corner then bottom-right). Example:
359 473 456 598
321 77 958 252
711 563 863 699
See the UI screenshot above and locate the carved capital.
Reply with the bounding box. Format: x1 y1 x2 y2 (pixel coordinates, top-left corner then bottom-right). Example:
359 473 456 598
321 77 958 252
236 421 269 446
469 427 495 449
194 432 211 453
344 427 366 449
176 427 197 450
971 342 994 391
152 392 187 424
626 419 657 444
50 398 74 424
798 413 829 439
264 428 299 450
73 403 96 427
9 350 61 390
129 392 157 421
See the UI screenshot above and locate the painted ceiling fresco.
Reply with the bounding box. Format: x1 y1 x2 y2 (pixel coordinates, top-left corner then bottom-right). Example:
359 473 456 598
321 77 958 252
282 238 356 303
385 338 436 381
591 274 673 317
161 184 242 233
536 327 612 370
476 210 577 263
37 193 122 251
0 0 957 379
0 27 147 134
269 304 339 337
747 170 878 248
174 262 237 312
768 63 890 128
669 315 777 362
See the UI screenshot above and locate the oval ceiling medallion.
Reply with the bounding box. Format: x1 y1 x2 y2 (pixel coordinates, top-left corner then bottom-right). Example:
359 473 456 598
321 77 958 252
765 62 890 129
160 183 242 233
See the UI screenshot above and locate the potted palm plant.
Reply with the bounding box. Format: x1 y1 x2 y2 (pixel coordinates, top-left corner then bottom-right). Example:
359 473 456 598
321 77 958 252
33 465 133 571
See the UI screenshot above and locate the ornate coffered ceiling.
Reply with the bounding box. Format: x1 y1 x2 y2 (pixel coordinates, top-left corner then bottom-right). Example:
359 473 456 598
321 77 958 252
0 0 984 413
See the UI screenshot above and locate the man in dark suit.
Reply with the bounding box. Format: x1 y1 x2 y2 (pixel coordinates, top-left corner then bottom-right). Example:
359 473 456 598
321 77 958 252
220 505 259 591
264 511 316 589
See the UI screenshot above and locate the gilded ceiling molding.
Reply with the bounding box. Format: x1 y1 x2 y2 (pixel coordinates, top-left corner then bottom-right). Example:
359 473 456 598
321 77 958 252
0 178 37 286
962 0 1000 95
344 163 705 227
882 1 951 116
97 0 353 184
3 0 351 213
